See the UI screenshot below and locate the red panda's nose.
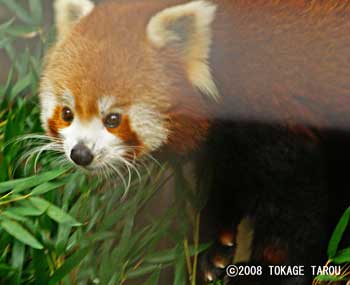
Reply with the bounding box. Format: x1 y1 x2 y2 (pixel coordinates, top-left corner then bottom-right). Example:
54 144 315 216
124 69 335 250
70 143 94 166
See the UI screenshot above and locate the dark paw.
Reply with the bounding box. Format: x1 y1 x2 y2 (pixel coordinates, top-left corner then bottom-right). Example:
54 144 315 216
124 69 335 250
199 229 236 284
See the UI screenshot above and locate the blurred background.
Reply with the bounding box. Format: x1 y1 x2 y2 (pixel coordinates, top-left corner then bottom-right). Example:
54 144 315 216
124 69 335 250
0 1 52 84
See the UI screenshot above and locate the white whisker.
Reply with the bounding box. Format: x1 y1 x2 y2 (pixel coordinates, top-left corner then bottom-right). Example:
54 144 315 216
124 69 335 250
11 134 66 175
5 133 63 148
106 160 128 192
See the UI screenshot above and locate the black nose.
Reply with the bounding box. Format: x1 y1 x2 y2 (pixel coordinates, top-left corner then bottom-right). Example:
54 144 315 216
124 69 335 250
70 143 94 166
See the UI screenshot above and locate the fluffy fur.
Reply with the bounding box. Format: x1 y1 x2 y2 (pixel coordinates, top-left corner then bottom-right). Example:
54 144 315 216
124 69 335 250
147 1 219 100
54 0 95 39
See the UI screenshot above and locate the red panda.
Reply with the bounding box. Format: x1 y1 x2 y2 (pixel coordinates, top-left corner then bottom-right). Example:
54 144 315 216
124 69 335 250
39 0 350 284
41 0 350 160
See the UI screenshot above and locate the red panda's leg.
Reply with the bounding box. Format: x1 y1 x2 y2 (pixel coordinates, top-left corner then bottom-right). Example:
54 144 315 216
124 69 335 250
195 121 327 285
198 228 237 283
194 122 247 284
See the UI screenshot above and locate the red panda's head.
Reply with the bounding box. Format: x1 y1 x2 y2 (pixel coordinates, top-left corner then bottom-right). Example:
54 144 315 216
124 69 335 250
39 0 218 171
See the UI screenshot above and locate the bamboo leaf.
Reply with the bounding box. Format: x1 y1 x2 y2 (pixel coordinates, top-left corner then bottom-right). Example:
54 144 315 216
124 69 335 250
9 73 33 100
145 243 210 264
144 266 162 285
29 197 81 226
32 249 50 284
29 0 43 24
0 219 43 249
315 275 344 282
49 247 90 285
328 207 350 258
0 168 68 193
11 241 25 285
0 18 14 32
173 244 186 285
30 181 66 196
0 0 34 25
5 26 40 38
126 264 167 279
331 247 350 264
2 211 28 223
5 206 44 217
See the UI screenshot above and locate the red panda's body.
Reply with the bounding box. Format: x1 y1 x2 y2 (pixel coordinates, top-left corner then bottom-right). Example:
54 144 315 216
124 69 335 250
210 0 350 130
40 0 350 284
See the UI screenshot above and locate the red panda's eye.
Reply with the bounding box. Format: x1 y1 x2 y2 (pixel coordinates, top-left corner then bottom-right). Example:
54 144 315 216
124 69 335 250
62 107 74 123
103 113 122 128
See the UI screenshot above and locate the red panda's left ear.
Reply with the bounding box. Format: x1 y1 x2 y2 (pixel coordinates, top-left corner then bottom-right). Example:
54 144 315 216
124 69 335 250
54 0 95 40
147 1 219 101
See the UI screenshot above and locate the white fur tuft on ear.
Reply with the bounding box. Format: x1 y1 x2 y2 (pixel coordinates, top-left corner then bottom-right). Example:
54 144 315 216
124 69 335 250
54 0 95 39
147 1 219 100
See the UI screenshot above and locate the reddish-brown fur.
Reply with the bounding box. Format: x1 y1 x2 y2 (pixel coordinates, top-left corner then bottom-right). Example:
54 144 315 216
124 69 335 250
262 243 289 265
48 106 71 136
107 115 143 154
44 0 350 152
210 0 350 131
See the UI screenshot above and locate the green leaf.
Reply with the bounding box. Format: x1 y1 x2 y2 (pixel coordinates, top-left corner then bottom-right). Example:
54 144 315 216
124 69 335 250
0 219 43 249
0 263 16 273
144 266 161 285
126 264 167 279
10 73 33 100
0 65 13 102
173 244 186 285
0 168 68 193
11 241 25 285
327 207 350 258
0 0 34 25
2 211 28 223
315 274 344 281
5 26 40 38
32 249 50 284
29 197 81 226
49 247 90 285
331 247 350 264
145 243 210 264
29 0 43 24
55 224 73 256
2 38 15 62
0 18 14 32
0 36 11 49
30 181 66 196
112 206 137 265
5 206 44 217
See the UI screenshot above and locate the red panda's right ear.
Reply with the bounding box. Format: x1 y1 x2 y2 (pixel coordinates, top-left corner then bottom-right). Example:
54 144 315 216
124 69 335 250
54 0 95 40
147 1 219 101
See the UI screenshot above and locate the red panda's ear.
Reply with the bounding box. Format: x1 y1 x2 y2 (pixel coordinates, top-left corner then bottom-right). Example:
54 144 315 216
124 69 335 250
147 1 219 101
54 0 95 40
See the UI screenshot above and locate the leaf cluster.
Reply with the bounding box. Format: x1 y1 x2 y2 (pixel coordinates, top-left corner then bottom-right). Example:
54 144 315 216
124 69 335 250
0 1 206 284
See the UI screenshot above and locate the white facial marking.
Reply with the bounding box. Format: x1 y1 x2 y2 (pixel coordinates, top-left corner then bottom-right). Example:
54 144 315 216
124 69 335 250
98 96 118 115
39 83 56 131
128 104 168 151
60 117 124 166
